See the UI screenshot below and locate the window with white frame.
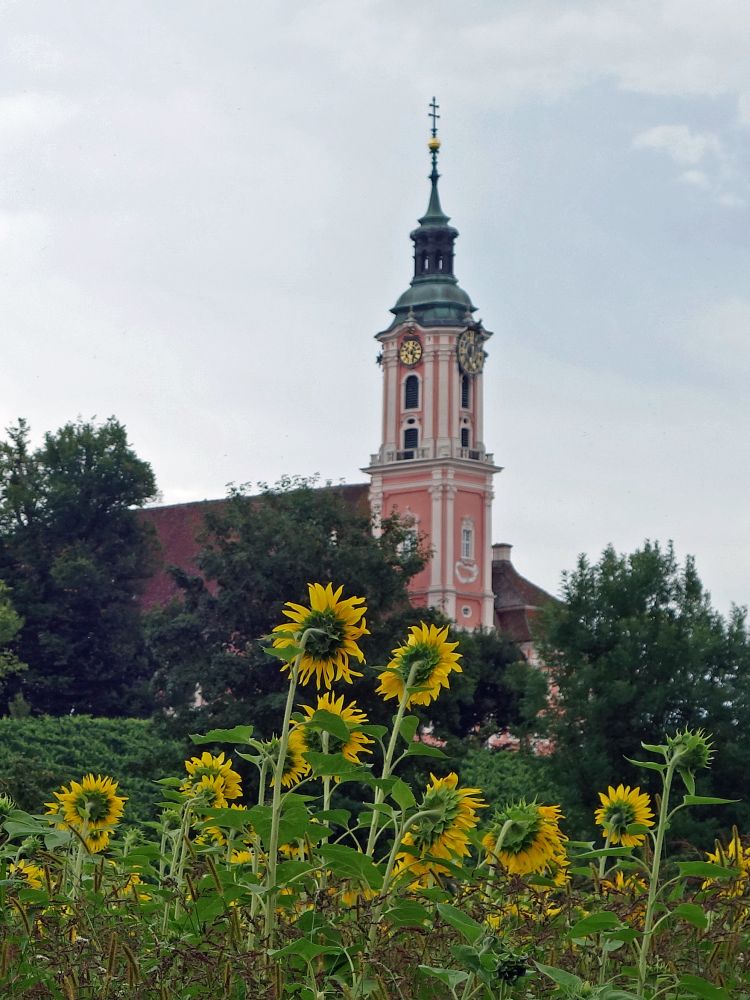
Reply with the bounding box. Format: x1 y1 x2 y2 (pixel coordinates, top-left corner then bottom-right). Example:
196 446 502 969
460 519 474 560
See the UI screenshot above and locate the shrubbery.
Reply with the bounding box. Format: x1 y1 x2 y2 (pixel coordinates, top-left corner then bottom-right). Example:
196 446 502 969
0 715 186 824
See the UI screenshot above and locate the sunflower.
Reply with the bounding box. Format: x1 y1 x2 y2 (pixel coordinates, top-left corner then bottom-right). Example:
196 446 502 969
394 772 486 885
376 623 461 708
185 773 229 810
594 785 654 847
272 583 368 689
9 859 44 889
300 693 374 765
483 800 567 876
601 870 648 896
704 827 750 898
269 726 311 788
181 752 242 801
230 849 255 865
46 774 126 842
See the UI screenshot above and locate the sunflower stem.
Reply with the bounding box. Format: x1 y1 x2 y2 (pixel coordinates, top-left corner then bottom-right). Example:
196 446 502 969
637 756 678 998
364 808 441 961
264 646 303 948
365 661 419 857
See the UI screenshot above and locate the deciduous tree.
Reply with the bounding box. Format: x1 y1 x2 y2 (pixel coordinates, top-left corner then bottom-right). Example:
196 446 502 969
0 418 157 715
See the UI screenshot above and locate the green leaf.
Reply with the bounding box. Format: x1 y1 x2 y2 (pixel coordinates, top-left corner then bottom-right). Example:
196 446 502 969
405 743 447 759
262 643 303 662
573 847 634 860
189 725 255 745
304 709 351 742
418 966 469 989
672 902 709 929
398 715 420 744
624 757 666 773
385 898 431 929
437 902 484 945
568 911 623 936
318 844 383 889
271 940 342 962
682 795 739 806
302 751 367 779
359 724 388 739
641 742 668 754
391 778 416 810
535 962 583 990
677 861 737 879
678 974 732 1000
198 806 252 831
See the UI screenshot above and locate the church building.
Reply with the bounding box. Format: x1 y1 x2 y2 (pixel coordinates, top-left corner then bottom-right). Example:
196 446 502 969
139 104 552 651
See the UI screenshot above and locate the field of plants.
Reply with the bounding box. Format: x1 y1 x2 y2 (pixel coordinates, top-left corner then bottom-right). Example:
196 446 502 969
1 583 748 999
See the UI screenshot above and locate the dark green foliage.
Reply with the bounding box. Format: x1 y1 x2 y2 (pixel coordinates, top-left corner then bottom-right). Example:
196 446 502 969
0 581 26 699
0 418 158 716
147 476 430 738
457 747 560 810
539 540 750 841
0 714 187 823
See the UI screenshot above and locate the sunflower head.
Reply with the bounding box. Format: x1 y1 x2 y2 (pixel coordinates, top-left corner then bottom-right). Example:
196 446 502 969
666 728 714 775
182 752 242 801
300 693 374 767
0 792 16 822
9 859 45 890
271 583 368 689
704 827 750 897
268 726 312 789
483 799 567 876
394 773 486 885
47 774 126 834
594 784 654 847
376 623 461 708
186 774 229 811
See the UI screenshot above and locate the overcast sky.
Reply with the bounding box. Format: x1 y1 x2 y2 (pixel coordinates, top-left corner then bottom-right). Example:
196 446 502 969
1 1 749 614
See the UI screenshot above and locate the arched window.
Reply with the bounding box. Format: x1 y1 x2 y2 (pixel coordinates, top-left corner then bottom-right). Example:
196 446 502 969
461 427 470 448
422 253 429 272
403 427 418 451
461 375 470 409
404 374 419 409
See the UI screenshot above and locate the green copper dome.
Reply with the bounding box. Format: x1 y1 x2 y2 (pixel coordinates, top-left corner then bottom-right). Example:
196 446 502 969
387 129 476 329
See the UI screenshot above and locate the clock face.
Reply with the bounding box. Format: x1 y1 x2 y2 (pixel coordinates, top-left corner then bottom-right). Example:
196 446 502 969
399 336 423 367
457 328 485 374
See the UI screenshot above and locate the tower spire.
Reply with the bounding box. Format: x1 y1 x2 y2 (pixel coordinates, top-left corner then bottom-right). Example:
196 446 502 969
387 98 475 327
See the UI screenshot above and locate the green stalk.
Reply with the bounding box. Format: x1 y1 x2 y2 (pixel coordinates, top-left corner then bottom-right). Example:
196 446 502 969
263 649 302 947
637 759 678 998
365 661 418 857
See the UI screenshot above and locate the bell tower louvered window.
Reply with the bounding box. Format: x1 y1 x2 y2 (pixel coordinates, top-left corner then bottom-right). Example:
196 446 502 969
404 375 419 409
403 427 419 452
461 375 470 409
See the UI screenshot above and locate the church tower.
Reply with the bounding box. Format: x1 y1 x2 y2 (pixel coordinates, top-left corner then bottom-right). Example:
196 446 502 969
364 103 500 630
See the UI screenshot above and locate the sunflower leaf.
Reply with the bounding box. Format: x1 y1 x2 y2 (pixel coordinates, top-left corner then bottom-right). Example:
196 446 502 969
418 966 470 989
398 715 420 744
190 726 255 745
437 902 485 944
624 757 666 773
682 795 739 806
405 743 447 759
535 962 583 990
568 911 623 936
304 709 351 743
678 973 732 1000
262 643 304 662
671 903 710 929
677 861 737 879
390 778 416 810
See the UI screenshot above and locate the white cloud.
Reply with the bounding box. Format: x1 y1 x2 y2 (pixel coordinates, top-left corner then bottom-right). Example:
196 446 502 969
632 125 722 166
680 169 710 187
0 92 78 142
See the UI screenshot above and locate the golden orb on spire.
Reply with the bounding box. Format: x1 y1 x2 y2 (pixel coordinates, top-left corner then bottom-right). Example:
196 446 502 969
428 137 441 152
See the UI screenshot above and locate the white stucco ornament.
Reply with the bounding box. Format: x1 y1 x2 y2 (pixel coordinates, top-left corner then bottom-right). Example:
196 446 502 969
455 560 479 584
